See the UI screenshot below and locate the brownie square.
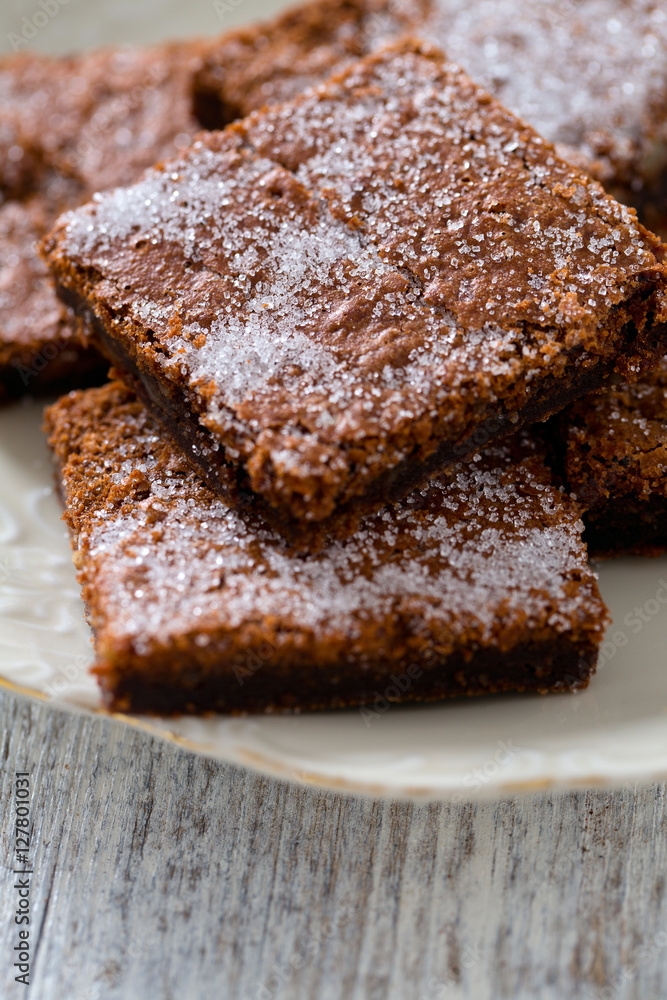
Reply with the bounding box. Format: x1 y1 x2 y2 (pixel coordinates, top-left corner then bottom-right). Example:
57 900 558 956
43 41 667 529
45 380 608 715
559 359 667 556
410 0 667 209
7 1 667 401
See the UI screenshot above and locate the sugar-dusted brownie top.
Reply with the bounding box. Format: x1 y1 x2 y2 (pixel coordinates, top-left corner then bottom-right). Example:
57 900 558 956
6 3 667 406
194 0 418 123
200 0 667 197
420 0 667 194
44 42 667 526
5 0 667 203
46 381 608 713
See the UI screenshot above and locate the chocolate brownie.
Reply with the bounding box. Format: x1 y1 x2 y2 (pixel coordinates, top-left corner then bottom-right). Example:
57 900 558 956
199 0 667 210
193 0 422 125
0 198 105 402
0 41 211 200
45 380 609 715
558 359 667 556
43 41 667 529
0 40 214 397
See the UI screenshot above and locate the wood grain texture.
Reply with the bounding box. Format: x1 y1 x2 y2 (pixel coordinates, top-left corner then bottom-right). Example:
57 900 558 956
1 689 666 1000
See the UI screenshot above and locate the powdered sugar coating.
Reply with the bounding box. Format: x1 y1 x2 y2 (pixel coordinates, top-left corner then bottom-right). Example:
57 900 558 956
200 0 667 191
420 0 667 187
48 383 607 669
245 44 661 331
45 42 667 522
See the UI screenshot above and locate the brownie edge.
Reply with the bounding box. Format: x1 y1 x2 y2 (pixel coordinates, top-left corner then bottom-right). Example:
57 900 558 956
559 358 667 557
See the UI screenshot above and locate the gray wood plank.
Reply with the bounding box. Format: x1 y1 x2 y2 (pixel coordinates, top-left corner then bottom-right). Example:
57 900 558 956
1 690 666 1000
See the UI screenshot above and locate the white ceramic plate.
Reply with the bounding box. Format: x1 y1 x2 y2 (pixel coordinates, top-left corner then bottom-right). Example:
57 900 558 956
2 397 667 799
2 0 667 798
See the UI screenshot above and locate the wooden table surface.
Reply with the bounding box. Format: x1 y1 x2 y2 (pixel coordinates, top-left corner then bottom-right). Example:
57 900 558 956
1 689 666 1000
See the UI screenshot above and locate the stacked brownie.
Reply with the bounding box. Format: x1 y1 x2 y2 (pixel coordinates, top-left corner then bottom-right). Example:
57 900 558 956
1 0 665 711
43 62 667 528
36 39 667 714
1 1 667 581
193 0 667 560
197 0 667 208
